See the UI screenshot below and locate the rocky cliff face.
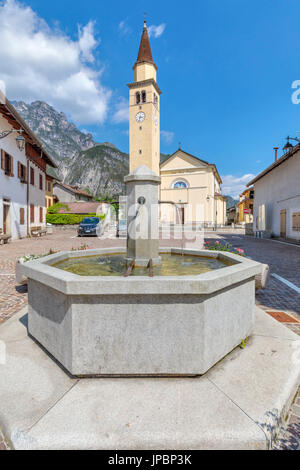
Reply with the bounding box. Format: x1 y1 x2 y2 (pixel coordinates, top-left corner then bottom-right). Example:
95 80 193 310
61 145 129 197
13 101 95 161
13 100 130 197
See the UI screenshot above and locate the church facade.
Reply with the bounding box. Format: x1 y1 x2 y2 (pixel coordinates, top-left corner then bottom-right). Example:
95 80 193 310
128 22 227 227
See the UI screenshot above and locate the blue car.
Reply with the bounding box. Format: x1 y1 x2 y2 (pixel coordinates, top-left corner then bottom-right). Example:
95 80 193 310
78 217 101 237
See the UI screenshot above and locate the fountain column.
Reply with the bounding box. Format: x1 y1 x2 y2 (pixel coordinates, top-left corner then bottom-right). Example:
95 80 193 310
125 165 161 266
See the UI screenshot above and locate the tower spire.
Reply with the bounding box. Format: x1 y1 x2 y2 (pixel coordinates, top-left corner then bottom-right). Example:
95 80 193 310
136 20 154 65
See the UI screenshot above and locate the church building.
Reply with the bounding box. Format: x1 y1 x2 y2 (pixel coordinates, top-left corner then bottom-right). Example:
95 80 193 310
128 22 226 227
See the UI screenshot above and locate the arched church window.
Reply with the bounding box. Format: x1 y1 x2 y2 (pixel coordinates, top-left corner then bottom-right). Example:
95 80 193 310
136 92 141 104
172 181 188 189
141 90 146 103
154 93 158 107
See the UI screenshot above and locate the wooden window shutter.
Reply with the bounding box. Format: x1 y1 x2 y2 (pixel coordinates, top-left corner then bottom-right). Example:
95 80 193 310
20 208 25 225
9 155 14 177
24 165 28 183
40 207 43 223
30 204 34 223
39 174 43 190
1 150 5 170
30 167 34 185
18 162 21 179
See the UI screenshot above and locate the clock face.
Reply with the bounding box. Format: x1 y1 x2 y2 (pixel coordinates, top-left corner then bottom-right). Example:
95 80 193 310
136 112 145 123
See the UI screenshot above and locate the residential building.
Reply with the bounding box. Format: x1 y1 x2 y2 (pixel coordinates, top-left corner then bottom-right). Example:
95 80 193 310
53 182 93 203
0 91 57 240
247 144 300 241
227 206 238 225
128 22 227 226
237 187 254 224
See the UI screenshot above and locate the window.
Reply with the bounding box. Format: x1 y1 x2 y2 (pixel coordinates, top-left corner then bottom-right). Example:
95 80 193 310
141 90 146 103
154 93 158 107
39 174 43 190
30 204 35 224
1 150 14 176
172 180 188 189
292 212 300 232
18 162 27 183
39 207 43 223
136 92 141 104
20 208 25 225
47 181 51 192
30 167 35 186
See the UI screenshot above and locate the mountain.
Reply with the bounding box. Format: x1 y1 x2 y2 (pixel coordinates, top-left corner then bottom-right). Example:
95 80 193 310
224 195 238 209
13 100 129 196
13 100 170 197
61 144 129 197
13 101 95 160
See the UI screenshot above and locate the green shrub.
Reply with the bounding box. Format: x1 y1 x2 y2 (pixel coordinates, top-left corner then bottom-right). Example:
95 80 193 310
46 213 103 225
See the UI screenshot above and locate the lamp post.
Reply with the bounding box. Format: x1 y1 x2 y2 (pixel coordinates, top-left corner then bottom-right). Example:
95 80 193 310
0 129 25 151
206 194 218 232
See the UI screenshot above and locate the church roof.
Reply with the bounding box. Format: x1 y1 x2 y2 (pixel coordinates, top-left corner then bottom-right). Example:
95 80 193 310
160 148 223 185
136 22 155 65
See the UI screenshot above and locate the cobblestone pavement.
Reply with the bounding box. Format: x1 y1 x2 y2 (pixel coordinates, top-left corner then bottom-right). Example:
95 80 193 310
0 229 299 450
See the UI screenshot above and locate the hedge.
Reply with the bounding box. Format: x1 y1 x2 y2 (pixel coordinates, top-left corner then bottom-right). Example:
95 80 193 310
46 213 102 225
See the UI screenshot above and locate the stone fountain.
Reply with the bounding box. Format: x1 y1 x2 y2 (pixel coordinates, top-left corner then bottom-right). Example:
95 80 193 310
21 165 262 377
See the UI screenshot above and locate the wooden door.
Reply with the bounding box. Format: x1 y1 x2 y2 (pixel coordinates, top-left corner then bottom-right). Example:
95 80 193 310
3 204 8 235
280 210 286 238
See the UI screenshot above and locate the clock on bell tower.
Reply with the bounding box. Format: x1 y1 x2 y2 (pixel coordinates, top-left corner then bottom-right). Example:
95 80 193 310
127 21 162 176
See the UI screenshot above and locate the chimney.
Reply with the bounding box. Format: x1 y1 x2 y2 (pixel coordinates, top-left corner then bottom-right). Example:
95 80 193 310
273 147 279 162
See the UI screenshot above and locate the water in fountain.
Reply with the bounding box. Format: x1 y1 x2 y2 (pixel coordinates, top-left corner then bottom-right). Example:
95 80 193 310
53 252 231 277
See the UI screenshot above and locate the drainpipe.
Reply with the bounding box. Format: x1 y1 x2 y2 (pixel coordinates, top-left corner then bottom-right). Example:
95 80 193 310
273 147 279 162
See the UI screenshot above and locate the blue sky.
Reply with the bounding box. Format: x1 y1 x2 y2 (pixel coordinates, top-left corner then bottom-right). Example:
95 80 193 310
1 0 300 196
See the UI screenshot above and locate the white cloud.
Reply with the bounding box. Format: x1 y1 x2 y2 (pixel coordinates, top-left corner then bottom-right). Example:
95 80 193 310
221 174 255 198
0 0 111 125
161 130 174 144
78 21 98 63
118 20 131 36
148 23 166 38
113 97 129 123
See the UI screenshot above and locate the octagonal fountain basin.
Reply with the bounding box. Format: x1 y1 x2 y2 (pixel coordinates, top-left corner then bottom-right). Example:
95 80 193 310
21 247 262 377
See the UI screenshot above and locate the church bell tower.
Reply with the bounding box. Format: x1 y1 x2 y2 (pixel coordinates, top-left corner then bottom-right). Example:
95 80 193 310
128 21 162 176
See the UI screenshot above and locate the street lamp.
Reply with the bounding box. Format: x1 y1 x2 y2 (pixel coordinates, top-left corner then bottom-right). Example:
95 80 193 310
0 129 25 151
283 136 300 154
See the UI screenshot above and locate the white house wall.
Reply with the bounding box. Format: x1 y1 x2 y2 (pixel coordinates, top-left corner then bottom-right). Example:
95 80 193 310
253 151 300 240
0 114 27 240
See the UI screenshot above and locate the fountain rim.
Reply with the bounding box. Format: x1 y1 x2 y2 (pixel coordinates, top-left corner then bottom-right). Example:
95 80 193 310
20 247 262 296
